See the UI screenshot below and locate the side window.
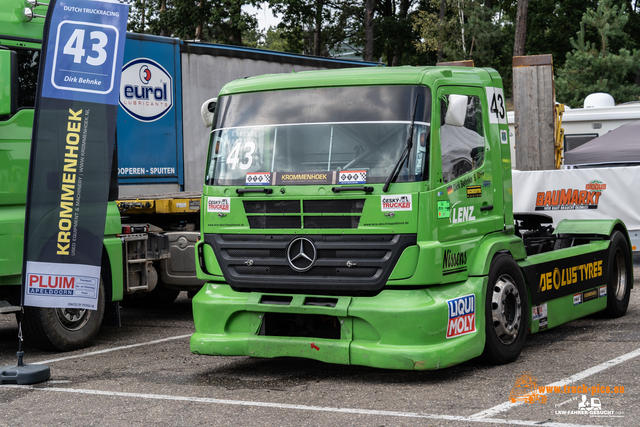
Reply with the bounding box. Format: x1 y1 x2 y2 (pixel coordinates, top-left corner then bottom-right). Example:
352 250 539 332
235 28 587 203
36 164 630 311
440 94 485 183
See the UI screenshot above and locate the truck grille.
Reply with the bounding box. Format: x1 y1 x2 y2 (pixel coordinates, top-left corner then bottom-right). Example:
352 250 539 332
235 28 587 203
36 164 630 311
243 199 365 229
204 233 417 294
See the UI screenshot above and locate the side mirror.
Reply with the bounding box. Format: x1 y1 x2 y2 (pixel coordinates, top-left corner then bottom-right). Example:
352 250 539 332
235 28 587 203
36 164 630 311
0 49 18 117
444 94 467 127
200 97 217 128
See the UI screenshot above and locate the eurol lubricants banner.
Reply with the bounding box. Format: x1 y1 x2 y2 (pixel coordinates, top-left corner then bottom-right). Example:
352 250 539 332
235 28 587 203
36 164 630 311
512 167 640 247
23 0 128 309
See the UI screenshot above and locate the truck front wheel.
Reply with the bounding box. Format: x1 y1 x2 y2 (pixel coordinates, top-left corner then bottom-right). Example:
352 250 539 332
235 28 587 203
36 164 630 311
22 276 105 351
604 230 631 318
481 254 528 364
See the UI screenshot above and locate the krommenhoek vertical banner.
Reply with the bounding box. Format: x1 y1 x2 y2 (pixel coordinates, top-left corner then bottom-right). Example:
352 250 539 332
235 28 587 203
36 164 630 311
23 0 128 310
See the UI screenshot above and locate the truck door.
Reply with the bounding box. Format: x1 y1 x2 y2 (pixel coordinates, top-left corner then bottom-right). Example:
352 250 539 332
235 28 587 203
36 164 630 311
433 86 499 279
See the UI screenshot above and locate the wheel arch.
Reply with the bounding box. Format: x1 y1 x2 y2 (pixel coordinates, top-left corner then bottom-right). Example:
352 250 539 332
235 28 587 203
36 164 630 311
102 236 124 302
467 232 527 277
555 218 629 244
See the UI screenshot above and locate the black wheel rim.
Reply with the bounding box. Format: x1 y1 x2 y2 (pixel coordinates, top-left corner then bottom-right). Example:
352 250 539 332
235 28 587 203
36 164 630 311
55 308 92 332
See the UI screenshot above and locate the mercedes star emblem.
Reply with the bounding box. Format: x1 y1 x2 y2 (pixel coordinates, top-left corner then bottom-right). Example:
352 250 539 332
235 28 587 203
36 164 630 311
287 237 317 272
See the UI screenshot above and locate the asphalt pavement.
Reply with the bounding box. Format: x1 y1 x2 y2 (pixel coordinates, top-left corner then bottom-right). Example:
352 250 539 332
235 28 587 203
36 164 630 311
1 261 640 426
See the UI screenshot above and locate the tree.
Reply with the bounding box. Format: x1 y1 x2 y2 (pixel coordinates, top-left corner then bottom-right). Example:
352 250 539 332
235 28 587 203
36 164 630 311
269 0 349 56
556 0 640 107
375 0 420 65
259 26 297 51
522 0 597 69
512 0 527 56
364 0 375 61
413 0 505 66
126 0 260 45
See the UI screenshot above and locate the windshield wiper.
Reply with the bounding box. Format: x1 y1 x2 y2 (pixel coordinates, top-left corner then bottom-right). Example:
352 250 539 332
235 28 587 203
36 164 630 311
382 94 420 193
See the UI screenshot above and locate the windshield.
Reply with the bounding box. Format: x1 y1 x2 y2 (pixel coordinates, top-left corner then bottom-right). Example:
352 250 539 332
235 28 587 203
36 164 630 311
206 86 431 186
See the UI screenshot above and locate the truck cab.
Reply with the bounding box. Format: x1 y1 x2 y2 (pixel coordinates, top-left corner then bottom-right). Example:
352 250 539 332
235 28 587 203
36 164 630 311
190 66 630 370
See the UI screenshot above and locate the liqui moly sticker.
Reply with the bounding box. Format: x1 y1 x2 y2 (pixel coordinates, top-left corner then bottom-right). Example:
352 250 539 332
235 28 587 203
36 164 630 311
381 194 412 211
339 170 367 184
599 285 607 297
207 197 230 213
246 172 271 186
446 294 476 338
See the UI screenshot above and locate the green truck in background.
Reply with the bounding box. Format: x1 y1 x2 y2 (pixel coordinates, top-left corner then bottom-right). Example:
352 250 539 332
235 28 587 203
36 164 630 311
0 1 182 352
191 66 633 370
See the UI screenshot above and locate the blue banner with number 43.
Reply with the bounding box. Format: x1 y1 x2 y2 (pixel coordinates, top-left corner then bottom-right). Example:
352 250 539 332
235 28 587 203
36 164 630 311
23 0 128 311
41 0 128 105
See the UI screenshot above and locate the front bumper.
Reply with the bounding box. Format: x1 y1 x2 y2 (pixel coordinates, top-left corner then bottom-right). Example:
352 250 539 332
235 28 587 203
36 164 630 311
191 277 487 370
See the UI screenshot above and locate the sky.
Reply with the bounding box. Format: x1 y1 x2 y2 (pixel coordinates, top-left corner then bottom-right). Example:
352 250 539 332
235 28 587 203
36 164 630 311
243 2 281 31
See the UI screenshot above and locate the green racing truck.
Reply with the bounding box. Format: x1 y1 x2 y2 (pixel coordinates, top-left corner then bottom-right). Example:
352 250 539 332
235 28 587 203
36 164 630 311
191 65 633 370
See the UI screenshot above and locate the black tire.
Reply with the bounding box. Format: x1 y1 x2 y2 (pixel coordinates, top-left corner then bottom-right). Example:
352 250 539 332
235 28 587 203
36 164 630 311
604 230 632 318
481 253 529 365
22 276 105 351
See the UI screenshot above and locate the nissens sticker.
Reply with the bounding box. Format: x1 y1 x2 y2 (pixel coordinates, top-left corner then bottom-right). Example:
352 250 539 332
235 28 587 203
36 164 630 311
119 58 173 122
381 194 412 211
446 294 476 338
207 197 230 213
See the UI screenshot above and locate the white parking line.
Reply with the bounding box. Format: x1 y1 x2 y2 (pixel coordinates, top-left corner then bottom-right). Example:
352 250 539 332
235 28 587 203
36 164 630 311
6 335 635 425
33 334 192 365
470 346 640 420
0 385 606 427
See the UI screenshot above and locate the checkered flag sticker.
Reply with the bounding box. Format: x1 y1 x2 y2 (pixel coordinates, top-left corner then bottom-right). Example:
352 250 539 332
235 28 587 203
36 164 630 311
339 170 367 184
245 172 271 186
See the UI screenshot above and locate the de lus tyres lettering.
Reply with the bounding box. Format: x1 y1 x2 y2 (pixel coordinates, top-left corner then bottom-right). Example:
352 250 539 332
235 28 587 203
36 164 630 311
539 260 603 292
57 108 82 255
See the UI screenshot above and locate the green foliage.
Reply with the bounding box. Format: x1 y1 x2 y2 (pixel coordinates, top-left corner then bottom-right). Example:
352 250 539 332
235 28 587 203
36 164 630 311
582 0 627 54
414 1 511 66
262 26 301 52
122 0 640 104
267 0 363 57
556 0 640 108
523 0 597 68
126 0 260 45
412 0 513 93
